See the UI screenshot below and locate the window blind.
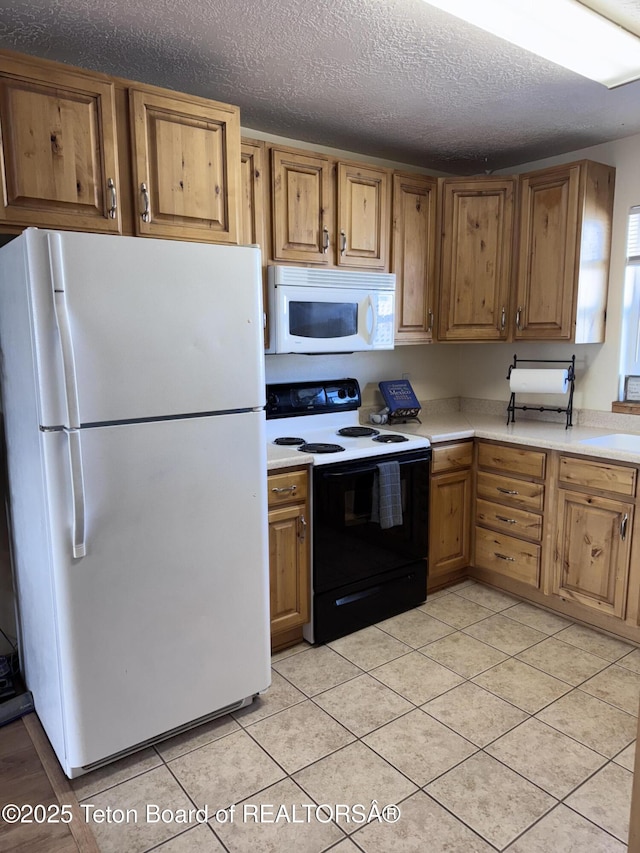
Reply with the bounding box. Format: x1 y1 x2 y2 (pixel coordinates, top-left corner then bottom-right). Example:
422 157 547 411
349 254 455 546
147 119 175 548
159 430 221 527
628 205 640 265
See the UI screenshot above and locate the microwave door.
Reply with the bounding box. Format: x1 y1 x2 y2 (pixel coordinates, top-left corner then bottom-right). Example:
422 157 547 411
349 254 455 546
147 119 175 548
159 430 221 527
276 285 368 353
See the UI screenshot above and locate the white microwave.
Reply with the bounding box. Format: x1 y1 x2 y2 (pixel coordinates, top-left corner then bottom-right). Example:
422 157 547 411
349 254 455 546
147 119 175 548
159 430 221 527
266 265 396 354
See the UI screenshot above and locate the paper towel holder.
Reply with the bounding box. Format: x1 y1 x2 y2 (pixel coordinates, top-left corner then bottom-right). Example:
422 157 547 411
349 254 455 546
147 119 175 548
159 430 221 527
506 354 576 429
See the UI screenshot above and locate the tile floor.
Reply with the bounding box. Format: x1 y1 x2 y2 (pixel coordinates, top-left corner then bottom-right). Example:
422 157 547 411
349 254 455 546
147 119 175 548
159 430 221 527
69 581 639 852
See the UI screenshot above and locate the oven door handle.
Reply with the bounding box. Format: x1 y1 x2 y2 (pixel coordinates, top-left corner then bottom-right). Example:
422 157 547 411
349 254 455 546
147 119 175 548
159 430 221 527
322 457 427 477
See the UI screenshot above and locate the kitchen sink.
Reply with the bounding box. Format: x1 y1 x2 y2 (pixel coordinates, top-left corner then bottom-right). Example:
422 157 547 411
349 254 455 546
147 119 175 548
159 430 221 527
579 433 640 452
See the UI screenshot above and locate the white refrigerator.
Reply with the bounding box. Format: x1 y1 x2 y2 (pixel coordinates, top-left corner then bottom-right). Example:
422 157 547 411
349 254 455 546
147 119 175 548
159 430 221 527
0 229 271 777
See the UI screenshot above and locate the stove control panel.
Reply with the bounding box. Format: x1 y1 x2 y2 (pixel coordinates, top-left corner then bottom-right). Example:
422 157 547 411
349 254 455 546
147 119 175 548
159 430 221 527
266 378 361 419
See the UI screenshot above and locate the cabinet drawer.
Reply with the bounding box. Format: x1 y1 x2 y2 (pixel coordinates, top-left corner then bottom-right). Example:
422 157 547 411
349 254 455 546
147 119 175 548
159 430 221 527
477 442 546 479
474 526 540 587
268 469 308 507
476 499 542 542
431 442 473 474
559 456 636 498
476 471 545 512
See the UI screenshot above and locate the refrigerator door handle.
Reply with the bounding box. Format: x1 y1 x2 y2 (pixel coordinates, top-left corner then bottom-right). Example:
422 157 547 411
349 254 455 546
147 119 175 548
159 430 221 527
49 233 81 430
66 429 87 558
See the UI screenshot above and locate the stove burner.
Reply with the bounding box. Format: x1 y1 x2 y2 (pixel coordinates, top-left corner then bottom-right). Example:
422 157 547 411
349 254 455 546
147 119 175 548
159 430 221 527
373 434 409 444
299 442 345 454
337 426 380 438
273 437 305 446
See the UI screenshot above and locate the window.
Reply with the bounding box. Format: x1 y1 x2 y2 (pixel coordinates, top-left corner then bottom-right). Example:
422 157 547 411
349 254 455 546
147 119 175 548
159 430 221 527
619 206 640 399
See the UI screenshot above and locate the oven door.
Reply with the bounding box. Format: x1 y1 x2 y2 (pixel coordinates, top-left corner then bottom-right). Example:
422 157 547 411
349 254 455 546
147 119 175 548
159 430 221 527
313 449 429 589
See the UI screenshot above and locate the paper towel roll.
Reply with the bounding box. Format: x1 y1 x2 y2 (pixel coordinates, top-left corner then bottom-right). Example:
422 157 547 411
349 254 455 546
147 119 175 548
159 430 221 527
509 369 569 395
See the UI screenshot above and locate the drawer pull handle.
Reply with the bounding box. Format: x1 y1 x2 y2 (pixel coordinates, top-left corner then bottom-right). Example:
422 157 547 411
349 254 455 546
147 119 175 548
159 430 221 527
496 515 517 524
272 485 297 494
497 487 519 495
495 552 516 562
621 513 629 541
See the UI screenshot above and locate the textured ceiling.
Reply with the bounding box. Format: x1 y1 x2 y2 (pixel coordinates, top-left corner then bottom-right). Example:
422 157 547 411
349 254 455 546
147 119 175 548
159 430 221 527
0 0 639 174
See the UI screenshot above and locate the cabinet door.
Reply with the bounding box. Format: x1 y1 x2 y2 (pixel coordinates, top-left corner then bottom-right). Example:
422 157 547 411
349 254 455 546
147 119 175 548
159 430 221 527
241 139 268 347
271 148 332 264
429 469 472 580
438 178 515 340
129 88 240 243
392 173 437 342
554 490 632 619
0 57 120 232
337 162 390 269
514 164 581 340
268 503 310 636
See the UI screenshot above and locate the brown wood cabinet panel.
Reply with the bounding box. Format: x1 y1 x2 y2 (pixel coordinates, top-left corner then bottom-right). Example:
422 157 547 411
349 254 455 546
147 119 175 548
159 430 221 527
431 441 473 475
429 468 472 579
337 162 390 269
476 498 543 542
476 471 545 513
558 456 636 498
438 177 515 341
129 88 240 243
268 469 308 507
0 54 120 232
240 139 268 347
268 502 310 636
477 442 546 479
391 172 437 341
271 148 332 264
515 160 615 342
553 490 632 618
475 526 540 587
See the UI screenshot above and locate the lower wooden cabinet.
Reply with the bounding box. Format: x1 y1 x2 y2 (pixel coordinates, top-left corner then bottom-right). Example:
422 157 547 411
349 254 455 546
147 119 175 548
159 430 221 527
429 442 472 589
267 467 310 650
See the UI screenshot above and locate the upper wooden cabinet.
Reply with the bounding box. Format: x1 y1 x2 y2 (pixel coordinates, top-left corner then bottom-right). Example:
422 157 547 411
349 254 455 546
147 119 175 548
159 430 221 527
239 138 267 249
0 52 121 233
270 147 332 264
270 146 390 270
392 173 438 343
514 160 615 343
438 176 516 341
129 88 241 243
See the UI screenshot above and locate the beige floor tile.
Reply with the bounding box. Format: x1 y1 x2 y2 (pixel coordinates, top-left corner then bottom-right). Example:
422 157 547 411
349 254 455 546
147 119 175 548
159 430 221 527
618 647 640 674
326 841 361 853
363 709 476 785
454 583 520 611
245 700 354 773
370 651 463 704
486 718 606 798
516 637 610 686
418 594 495 628
232 671 306 727
82 765 195 853
420 631 508 678
613 740 636 771
554 624 634 661
169 729 285 809
501 601 573 635
425 752 555 850
293 742 417 834
565 762 633 843
463 613 547 655
536 689 637 757
270 641 311 663
580 664 640 715
507 803 627 853
71 746 162 800
327 625 411 670
212 776 343 853
444 579 477 592
272 646 362 697
423 682 527 747
313 674 413 737
472 658 571 713
422 586 453 600
156 715 241 762
377 609 454 647
154 825 226 852
353 790 494 853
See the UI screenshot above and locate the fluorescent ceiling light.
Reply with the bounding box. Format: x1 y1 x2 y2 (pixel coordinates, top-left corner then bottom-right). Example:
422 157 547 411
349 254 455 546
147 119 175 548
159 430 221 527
422 0 640 87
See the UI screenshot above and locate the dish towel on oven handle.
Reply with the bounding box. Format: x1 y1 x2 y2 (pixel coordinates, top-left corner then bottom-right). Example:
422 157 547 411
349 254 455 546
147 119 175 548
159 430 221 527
371 461 403 529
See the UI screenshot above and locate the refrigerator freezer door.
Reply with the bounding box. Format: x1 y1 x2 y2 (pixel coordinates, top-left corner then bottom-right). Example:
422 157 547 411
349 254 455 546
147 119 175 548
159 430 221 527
41 412 270 773
25 229 265 427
